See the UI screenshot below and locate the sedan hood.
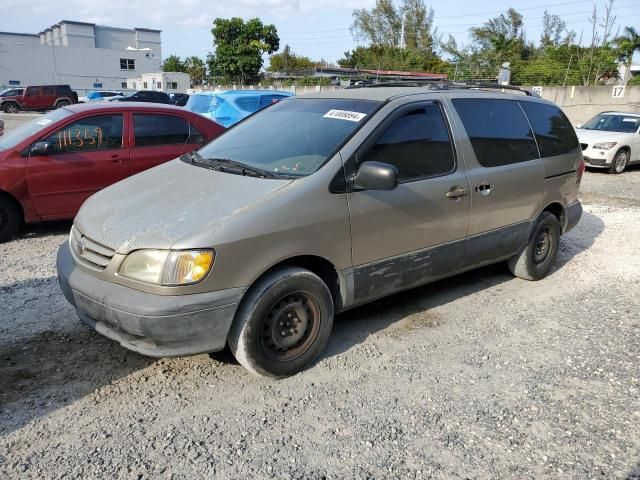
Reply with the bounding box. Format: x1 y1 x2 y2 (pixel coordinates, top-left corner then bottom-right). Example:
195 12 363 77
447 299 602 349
75 159 292 254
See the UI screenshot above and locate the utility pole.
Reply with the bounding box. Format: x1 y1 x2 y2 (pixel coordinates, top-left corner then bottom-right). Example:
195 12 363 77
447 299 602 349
399 13 406 49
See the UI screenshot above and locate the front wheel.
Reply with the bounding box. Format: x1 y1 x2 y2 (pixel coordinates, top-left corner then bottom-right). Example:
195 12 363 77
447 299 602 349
2 102 19 113
0 196 22 243
508 212 561 281
608 149 629 174
228 267 334 378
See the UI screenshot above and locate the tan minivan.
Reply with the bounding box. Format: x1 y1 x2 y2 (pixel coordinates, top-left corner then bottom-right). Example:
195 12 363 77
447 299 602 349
57 85 584 378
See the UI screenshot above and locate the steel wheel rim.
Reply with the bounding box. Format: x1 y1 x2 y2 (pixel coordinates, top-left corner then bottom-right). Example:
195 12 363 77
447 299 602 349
261 292 321 362
533 226 553 265
615 152 627 173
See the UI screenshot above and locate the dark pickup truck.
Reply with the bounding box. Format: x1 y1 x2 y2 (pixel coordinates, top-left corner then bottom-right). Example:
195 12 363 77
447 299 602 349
0 85 78 113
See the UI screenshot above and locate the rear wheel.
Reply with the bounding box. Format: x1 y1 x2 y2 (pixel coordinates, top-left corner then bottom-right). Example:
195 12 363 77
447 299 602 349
608 149 629 174
228 267 334 378
55 100 70 108
2 102 19 113
508 212 561 281
0 196 22 243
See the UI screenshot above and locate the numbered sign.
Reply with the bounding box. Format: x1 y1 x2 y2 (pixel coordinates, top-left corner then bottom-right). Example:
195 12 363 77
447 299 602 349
612 86 625 98
532 86 543 97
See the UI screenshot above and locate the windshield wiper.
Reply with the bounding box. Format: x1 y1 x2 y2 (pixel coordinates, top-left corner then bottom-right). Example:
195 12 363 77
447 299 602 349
204 157 277 179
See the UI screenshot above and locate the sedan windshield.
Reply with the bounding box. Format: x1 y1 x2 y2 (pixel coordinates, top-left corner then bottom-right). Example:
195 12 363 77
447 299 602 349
0 108 73 151
581 114 640 133
196 98 380 177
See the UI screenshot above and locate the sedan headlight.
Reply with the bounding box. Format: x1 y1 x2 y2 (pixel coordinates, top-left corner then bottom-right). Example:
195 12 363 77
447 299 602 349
593 142 617 150
119 249 214 286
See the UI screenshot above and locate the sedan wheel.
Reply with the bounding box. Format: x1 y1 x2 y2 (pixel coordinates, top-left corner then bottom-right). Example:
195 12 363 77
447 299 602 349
609 150 629 174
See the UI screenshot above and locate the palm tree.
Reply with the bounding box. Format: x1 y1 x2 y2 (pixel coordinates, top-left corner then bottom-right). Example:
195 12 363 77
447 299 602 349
613 26 640 85
184 57 207 87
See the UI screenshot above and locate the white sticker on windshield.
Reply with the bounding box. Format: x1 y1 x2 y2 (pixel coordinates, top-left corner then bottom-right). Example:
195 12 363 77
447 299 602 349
37 119 52 126
623 117 638 122
323 109 367 122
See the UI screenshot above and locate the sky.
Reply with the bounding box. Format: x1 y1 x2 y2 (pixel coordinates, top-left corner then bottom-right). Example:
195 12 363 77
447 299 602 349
2 0 639 65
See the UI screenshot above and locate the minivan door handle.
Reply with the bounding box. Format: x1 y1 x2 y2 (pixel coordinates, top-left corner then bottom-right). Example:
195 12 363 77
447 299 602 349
445 187 469 199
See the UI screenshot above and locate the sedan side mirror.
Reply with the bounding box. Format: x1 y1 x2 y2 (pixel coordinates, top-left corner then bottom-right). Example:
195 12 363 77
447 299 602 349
352 161 399 191
31 141 56 156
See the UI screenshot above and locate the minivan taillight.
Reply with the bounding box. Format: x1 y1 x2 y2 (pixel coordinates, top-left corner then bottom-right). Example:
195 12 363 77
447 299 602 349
577 157 586 182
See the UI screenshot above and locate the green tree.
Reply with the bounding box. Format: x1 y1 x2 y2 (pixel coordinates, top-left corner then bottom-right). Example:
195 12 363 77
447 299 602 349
161 55 186 73
207 17 279 83
338 45 449 73
351 0 436 53
613 27 640 84
268 46 316 74
184 56 206 86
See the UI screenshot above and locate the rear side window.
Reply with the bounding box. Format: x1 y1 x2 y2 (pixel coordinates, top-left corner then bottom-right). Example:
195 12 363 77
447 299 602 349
43 114 123 154
55 86 71 95
134 114 191 147
42 86 55 95
361 103 455 181
452 98 539 167
519 101 579 157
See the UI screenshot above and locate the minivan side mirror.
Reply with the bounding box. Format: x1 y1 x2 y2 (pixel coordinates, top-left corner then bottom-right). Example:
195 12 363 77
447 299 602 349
352 161 399 191
31 141 55 156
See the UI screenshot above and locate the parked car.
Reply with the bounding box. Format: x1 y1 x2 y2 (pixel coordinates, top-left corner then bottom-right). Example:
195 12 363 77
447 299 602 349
185 90 294 127
576 111 640 174
78 90 124 103
57 86 584 378
0 85 77 113
109 90 173 104
169 93 189 107
0 102 224 242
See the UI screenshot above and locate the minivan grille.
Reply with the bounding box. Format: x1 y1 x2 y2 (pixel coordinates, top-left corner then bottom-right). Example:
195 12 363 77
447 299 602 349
70 227 115 270
581 143 588 151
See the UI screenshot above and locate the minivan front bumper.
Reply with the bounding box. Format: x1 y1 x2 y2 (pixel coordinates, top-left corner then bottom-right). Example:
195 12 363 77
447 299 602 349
57 242 244 357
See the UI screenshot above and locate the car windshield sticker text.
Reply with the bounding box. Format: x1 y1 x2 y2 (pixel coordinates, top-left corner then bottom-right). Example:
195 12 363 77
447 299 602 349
57 127 104 149
323 110 367 122
37 119 52 126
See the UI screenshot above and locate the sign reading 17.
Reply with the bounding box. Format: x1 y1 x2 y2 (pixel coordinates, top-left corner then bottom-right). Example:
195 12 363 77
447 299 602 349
57 127 104 149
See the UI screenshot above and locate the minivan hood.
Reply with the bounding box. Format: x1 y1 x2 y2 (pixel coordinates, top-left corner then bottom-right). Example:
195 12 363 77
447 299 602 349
75 159 292 254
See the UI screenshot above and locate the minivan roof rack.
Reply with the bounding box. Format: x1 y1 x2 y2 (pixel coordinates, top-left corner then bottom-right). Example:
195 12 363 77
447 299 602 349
345 79 537 96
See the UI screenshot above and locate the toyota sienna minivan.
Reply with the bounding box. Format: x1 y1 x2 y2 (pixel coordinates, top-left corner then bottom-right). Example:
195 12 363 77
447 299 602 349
57 85 584 378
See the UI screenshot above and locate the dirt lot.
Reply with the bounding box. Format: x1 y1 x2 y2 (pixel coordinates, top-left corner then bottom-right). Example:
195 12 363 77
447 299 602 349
1 113 640 479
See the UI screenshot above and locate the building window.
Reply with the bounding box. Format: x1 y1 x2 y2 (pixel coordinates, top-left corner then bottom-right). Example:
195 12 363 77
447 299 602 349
157 82 162 89
121 82 127 89
120 59 135 70
143 82 148 89
168 82 178 89
9 80 20 86
93 82 103 88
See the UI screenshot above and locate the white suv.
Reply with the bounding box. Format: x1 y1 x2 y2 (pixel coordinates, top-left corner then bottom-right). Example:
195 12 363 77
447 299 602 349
576 112 640 173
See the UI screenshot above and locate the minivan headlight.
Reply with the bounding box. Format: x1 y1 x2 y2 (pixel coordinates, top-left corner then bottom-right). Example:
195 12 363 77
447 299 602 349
119 249 214 286
593 142 617 150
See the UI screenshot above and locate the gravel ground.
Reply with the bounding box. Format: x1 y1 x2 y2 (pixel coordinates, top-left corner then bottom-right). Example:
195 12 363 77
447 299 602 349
1 114 640 479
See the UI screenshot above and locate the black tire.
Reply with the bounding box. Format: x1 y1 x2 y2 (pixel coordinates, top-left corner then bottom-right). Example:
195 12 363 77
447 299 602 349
2 102 19 114
56 100 70 109
508 212 561 281
0 196 22 243
228 266 334 378
608 149 629 174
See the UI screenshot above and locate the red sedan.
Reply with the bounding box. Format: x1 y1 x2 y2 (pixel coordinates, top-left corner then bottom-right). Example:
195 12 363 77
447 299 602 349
0 102 224 242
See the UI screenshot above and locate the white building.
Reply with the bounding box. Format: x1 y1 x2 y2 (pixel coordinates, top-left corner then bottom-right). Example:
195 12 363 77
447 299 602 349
0 20 163 93
126 72 190 93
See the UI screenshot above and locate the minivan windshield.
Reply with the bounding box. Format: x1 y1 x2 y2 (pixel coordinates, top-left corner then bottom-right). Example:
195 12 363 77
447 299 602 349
195 98 380 177
0 108 72 151
581 114 640 133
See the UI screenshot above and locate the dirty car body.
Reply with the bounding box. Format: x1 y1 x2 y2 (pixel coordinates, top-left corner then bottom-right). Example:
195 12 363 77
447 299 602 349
57 87 584 377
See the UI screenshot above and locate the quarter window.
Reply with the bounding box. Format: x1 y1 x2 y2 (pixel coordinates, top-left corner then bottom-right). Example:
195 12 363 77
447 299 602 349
134 114 192 147
519 101 579 157
452 98 539 167
361 103 455 181
42 115 123 154
42 86 55 95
